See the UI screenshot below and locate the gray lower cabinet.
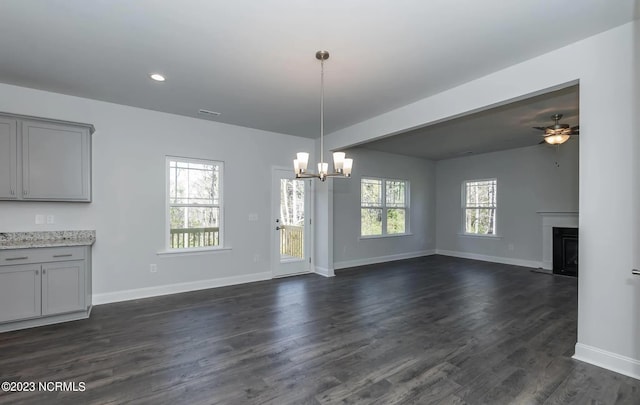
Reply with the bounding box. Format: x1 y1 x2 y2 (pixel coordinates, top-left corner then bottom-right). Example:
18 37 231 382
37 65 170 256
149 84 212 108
0 246 92 332
0 264 41 323
0 113 94 202
42 261 86 315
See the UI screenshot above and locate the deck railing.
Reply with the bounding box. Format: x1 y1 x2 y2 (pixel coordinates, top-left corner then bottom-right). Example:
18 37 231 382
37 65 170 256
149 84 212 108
170 227 219 249
169 226 303 256
280 225 304 259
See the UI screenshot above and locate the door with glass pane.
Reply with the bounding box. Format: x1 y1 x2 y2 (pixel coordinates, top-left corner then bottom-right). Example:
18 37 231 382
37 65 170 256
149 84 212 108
272 168 311 277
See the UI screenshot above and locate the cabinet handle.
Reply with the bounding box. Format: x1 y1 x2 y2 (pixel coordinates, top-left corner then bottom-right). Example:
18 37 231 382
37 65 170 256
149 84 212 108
35 270 39 275
42 269 46 274
53 254 73 258
5 256 28 261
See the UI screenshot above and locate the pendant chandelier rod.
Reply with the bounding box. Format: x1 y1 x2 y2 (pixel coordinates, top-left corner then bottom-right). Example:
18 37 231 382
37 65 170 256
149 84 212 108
293 51 353 181
320 55 325 166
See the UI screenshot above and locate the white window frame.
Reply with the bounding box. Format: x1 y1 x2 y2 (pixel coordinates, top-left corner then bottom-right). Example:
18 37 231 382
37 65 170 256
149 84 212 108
461 178 497 237
165 156 224 252
360 177 410 238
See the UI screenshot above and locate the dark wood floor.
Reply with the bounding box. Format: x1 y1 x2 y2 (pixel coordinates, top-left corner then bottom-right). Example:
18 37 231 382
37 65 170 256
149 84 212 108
0 255 638 404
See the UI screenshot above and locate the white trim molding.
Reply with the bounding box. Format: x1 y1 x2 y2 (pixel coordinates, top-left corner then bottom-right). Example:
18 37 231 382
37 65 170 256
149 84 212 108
573 343 640 380
314 266 335 277
435 249 543 269
93 271 271 305
334 250 435 270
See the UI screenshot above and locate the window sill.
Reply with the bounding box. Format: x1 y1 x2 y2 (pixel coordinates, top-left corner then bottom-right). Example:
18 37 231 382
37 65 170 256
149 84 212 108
359 232 413 240
156 247 232 257
458 233 502 239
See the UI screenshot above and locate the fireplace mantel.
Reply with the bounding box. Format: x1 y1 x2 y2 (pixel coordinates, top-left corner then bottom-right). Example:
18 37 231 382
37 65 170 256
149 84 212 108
538 211 579 270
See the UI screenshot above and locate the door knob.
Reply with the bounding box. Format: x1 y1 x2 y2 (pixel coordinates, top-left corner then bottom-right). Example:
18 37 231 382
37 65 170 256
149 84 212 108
633 269 640 276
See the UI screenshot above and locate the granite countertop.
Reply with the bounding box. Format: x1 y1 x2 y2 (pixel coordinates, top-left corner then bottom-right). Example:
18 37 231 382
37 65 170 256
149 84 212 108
0 230 96 250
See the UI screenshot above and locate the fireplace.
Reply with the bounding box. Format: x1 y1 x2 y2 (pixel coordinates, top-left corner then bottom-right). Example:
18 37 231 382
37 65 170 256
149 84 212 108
552 227 578 277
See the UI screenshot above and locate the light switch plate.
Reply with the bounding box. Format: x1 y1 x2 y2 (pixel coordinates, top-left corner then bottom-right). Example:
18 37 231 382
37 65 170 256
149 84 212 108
35 214 45 224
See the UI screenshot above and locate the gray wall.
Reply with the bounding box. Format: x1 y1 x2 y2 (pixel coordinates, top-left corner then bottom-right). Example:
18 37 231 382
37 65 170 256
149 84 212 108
435 141 579 264
0 82 315 303
333 148 436 268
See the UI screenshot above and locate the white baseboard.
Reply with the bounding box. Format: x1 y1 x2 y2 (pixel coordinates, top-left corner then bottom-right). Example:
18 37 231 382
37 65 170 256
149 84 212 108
314 266 335 277
573 343 640 380
333 249 436 270
435 249 543 269
93 271 272 305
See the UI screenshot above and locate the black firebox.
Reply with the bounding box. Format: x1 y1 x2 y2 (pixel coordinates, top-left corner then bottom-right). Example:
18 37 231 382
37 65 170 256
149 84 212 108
552 227 578 277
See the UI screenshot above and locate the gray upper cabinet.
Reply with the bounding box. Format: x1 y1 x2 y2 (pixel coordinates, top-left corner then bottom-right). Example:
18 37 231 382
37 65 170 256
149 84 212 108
22 120 91 201
0 118 17 199
0 113 93 202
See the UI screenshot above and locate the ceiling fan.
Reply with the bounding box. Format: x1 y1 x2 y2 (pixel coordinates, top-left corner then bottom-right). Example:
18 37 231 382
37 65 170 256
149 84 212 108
533 114 579 145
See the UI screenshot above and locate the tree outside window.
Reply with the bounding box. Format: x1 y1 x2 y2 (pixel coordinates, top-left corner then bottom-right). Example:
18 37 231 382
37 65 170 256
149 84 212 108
167 157 223 249
361 178 409 237
463 179 497 235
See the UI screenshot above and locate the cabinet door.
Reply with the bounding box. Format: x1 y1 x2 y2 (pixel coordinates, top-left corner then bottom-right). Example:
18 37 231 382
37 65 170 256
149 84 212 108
0 117 18 199
0 264 41 323
22 120 91 201
42 261 85 315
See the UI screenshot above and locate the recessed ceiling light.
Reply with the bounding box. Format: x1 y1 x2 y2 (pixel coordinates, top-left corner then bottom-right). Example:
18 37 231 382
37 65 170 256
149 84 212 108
149 73 166 82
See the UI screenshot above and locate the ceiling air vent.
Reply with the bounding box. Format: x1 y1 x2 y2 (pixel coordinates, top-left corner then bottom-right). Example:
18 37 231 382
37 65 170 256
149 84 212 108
198 109 221 117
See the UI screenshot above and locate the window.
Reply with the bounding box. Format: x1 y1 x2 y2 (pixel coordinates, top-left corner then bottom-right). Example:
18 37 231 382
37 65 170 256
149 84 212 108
463 179 497 235
361 178 409 237
167 157 223 250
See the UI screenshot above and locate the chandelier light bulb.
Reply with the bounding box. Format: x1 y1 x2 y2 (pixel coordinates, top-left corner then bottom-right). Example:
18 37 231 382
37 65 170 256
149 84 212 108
296 152 309 171
343 158 353 176
333 152 346 171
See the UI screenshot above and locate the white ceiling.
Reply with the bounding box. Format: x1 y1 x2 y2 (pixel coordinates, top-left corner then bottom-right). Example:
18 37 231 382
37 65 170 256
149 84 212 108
360 85 579 160
0 1 636 138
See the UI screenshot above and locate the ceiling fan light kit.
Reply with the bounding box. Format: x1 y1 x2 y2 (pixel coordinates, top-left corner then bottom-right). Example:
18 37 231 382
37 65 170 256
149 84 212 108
544 134 571 145
294 51 353 182
534 114 579 145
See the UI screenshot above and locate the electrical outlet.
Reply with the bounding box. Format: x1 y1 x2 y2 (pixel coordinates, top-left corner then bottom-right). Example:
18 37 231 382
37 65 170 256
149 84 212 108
46 215 55 224
150 264 157 273
35 214 45 224
248 213 258 221
508 243 515 251
253 254 260 263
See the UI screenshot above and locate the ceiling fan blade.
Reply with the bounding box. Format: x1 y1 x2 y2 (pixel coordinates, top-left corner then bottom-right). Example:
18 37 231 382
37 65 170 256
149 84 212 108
532 126 546 130
572 132 579 136
538 140 546 144
571 125 579 130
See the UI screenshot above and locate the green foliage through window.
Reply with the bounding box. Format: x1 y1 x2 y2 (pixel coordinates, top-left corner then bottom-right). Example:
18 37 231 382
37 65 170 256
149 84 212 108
361 178 409 236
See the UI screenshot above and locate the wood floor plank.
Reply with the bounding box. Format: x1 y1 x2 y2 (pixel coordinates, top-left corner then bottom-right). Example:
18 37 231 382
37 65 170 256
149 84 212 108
0 255 638 404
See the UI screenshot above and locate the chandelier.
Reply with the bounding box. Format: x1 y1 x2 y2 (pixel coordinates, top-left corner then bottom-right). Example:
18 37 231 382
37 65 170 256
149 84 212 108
294 51 353 181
